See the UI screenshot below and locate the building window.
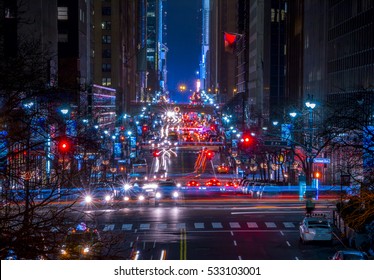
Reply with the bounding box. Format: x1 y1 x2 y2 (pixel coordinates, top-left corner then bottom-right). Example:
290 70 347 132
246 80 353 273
101 21 111 30
102 35 111 44
58 33 68 43
102 63 111 72
58 7 68 20
102 78 112 86
102 49 111 58
102 7 111 16
80 9 85 22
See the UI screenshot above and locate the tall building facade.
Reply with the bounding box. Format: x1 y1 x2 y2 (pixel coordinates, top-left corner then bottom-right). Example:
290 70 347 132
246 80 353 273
93 0 139 117
208 0 237 104
137 0 168 102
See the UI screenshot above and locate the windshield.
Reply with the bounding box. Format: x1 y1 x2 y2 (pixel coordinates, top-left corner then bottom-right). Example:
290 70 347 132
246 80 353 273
308 220 330 228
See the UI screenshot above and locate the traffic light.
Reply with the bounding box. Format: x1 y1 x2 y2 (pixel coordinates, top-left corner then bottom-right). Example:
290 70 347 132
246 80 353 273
119 135 126 142
241 134 253 145
58 138 71 153
313 171 322 179
205 150 214 160
142 125 148 133
153 149 160 157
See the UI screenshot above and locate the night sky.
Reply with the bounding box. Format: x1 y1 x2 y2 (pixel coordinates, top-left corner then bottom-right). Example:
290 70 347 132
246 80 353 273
166 0 201 103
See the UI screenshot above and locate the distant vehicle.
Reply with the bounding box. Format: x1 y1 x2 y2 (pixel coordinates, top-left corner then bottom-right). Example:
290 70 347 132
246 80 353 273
154 180 181 203
217 164 230 174
166 132 179 146
206 178 222 186
83 184 115 206
299 214 333 244
130 159 148 177
187 180 200 187
59 223 102 260
330 250 369 260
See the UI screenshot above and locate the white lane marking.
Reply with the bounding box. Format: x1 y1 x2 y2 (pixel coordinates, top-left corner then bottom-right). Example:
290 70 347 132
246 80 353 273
280 231 284 236
103 224 115 231
194 222 204 229
122 224 133 231
129 242 133 248
230 231 234 236
238 256 242 260
229 222 241 228
247 222 258 228
153 241 156 248
233 240 237 246
212 222 223 228
265 222 277 228
295 257 299 260
286 241 291 247
140 223 150 230
283 222 295 228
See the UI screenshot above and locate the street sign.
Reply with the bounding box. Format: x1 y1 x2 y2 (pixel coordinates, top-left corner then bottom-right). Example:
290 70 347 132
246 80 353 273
313 158 330 164
264 140 288 147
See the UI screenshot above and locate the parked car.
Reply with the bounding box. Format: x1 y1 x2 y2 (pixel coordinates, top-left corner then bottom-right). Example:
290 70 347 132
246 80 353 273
299 214 333 244
330 250 369 260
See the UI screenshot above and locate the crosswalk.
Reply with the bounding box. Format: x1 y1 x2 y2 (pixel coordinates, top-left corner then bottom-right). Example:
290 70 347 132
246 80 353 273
100 221 300 232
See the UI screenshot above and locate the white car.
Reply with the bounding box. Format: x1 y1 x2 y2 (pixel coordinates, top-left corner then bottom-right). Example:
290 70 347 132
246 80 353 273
299 215 333 244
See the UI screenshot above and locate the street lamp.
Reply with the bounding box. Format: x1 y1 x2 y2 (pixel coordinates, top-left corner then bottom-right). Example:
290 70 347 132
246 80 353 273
305 100 317 186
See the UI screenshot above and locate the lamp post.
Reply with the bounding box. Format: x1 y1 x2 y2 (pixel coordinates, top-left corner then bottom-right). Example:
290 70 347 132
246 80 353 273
305 100 316 186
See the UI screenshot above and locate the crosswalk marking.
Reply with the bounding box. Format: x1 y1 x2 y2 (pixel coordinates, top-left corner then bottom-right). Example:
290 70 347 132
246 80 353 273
122 224 133 231
176 223 186 229
283 222 295 228
229 222 241 228
100 221 299 231
157 223 167 230
194 222 204 229
140 223 150 230
103 224 115 231
265 222 277 228
212 222 223 229
247 222 258 228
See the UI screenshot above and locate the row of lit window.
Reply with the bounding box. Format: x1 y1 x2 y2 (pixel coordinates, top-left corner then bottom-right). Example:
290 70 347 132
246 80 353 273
271 9 286 22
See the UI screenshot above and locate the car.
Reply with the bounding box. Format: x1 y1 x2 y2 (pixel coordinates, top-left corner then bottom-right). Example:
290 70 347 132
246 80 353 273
217 164 230 174
299 214 333 244
330 250 369 260
83 185 115 206
154 180 181 202
59 223 102 260
206 178 222 186
224 181 240 193
121 180 156 202
187 180 200 187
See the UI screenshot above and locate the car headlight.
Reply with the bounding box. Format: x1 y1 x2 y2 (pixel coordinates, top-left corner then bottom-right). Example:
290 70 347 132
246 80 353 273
155 192 162 199
138 195 145 201
173 191 179 198
60 249 67 255
105 195 111 201
123 196 130 201
85 195 92 204
83 247 90 254
124 184 132 191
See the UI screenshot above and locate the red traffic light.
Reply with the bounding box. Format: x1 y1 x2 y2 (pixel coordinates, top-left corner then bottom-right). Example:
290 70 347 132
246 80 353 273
153 149 160 157
142 125 148 132
58 139 71 153
205 150 214 160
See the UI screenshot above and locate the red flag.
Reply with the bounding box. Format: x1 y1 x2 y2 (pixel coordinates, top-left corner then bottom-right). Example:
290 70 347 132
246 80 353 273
224 32 237 53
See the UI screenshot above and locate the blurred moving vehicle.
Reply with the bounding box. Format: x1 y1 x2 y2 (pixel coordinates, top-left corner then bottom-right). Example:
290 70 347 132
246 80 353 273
224 181 240 193
206 178 222 187
330 250 369 260
59 223 102 260
83 184 115 206
216 164 230 174
187 180 200 187
299 214 333 244
154 180 181 203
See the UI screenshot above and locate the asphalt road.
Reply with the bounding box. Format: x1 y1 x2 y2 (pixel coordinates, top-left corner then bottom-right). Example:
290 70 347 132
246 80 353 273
68 199 344 260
